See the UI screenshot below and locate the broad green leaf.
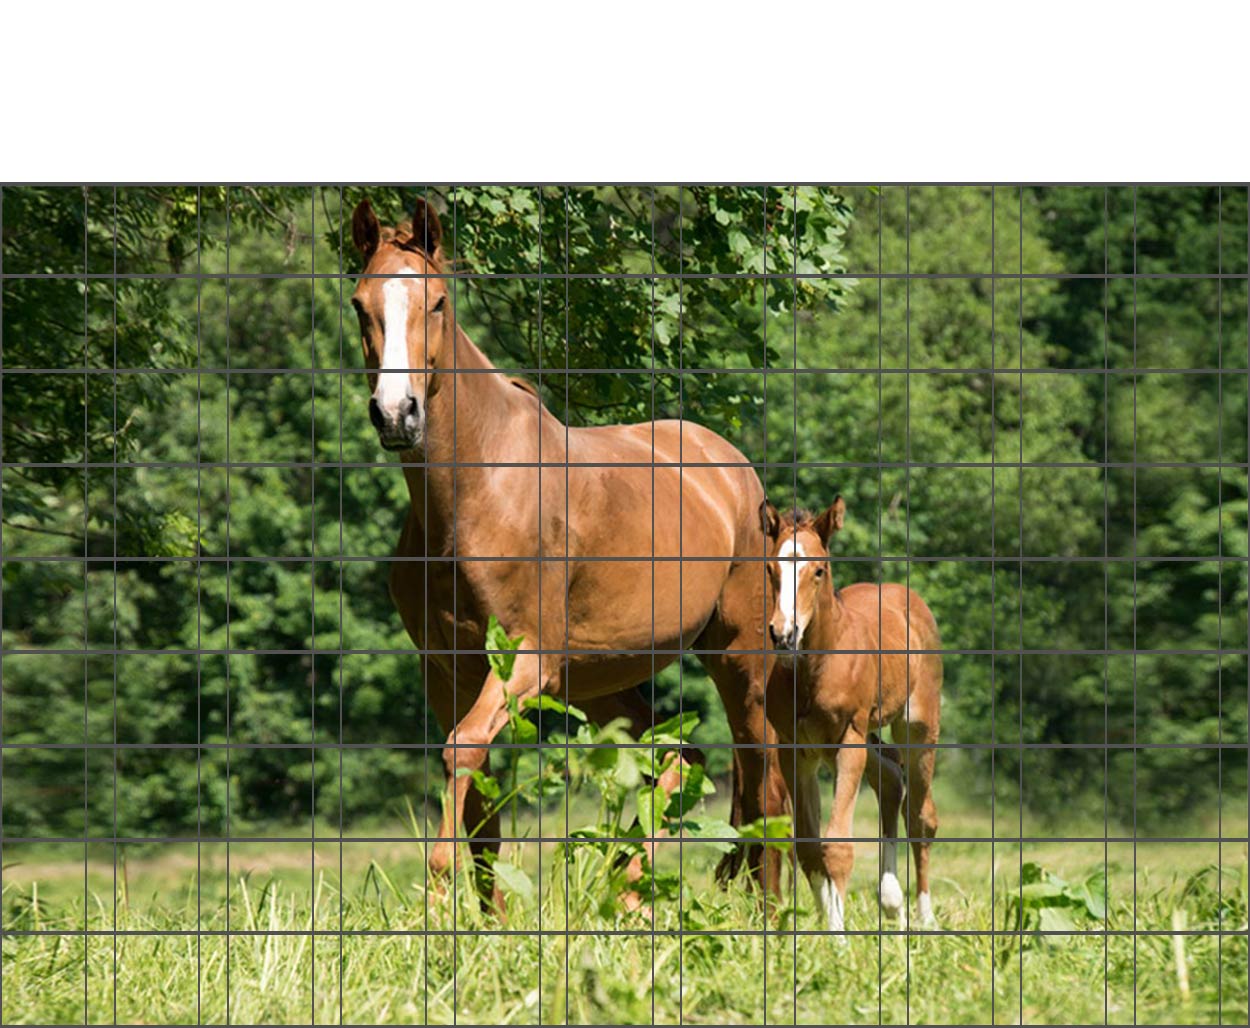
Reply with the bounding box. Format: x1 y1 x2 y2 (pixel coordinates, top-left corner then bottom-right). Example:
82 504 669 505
679 817 738 854
485 615 523 681
492 862 534 904
522 695 587 722
1036 904 1078 941
664 763 708 821
639 711 700 747
637 781 669 834
467 770 501 801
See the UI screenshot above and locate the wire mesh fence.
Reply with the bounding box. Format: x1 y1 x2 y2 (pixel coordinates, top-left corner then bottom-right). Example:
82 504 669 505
1 184 1247 1024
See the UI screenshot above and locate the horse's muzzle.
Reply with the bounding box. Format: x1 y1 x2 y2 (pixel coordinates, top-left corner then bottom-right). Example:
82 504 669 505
370 395 423 452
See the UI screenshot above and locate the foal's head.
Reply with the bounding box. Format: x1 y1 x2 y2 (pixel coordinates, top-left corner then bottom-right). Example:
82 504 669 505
761 497 846 652
350 197 451 452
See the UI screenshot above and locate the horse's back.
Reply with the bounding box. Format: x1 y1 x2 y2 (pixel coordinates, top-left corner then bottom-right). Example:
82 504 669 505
566 418 764 556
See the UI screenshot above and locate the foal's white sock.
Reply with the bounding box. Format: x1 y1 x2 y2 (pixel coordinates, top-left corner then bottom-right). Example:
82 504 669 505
879 841 903 916
879 872 904 916
809 871 845 935
917 890 935 927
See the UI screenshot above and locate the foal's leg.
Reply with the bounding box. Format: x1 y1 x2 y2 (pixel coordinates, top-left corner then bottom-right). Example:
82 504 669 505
818 729 868 935
865 740 905 918
431 646 552 896
778 752 823 919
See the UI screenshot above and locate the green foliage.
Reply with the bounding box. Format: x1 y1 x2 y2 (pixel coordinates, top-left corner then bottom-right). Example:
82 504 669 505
2 185 1245 844
2 811 1244 1025
341 186 854 428
485 614 523 681
999 861 1108 962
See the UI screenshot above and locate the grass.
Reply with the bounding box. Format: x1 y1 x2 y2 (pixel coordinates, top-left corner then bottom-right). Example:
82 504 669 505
2 782 1246 1024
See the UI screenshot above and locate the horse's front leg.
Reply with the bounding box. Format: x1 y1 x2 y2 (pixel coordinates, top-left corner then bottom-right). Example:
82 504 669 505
428 644 551 896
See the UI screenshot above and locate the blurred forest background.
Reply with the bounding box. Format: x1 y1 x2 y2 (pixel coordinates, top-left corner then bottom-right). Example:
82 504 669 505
2 185 1247 840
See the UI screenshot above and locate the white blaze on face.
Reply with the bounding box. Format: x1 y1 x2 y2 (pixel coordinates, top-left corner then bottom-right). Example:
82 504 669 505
777 536 806 642
375 271 418 415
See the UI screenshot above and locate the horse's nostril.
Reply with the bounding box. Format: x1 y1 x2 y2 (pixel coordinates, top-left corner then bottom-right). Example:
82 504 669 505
368 397 384 430
404 395 419 419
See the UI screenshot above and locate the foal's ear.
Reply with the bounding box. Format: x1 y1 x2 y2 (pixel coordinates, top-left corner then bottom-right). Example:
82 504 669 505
351 199 380 260
411 196 443 257
813 495 846 546
759 499 781 540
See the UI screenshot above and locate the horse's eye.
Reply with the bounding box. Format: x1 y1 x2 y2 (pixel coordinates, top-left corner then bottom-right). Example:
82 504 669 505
814 567 825 578
432 295 447 314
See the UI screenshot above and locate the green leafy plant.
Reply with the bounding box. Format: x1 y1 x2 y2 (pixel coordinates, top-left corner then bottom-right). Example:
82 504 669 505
999 861 1107 964
461 697 792 918
485 615 524 681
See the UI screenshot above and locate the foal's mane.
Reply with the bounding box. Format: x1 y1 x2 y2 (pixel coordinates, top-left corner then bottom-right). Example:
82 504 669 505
779 508 817 533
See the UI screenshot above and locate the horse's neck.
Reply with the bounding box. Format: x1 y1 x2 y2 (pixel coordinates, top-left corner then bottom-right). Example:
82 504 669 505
401 326 553 535
806 593 850 670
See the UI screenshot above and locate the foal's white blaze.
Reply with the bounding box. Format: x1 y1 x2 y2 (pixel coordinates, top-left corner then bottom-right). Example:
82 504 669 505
376 272 418 414
879 840 904 916
808 871 845 934
777 537 805 641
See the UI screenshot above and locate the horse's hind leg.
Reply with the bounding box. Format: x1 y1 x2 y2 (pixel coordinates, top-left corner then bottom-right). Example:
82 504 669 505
895 715 940 928
697 558 787 900
697 644 786 901
865 736 905 918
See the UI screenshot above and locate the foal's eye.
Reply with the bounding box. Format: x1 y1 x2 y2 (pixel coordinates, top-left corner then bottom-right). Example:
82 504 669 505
814 567 825 578
431 295 447 314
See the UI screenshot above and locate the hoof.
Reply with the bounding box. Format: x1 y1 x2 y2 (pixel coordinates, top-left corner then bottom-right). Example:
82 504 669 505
714 848 744 885
428 838 457 880
879 872 905 918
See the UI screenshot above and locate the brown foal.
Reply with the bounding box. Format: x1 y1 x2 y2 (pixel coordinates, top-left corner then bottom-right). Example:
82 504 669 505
350 197 786 912
762 497 943 932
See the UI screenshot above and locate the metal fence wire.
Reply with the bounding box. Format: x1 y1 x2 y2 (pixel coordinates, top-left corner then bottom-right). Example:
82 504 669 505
0 184 1247 1025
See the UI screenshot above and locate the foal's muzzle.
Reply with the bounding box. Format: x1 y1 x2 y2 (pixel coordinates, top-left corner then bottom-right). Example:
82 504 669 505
369 393 423 451
769 623 800 652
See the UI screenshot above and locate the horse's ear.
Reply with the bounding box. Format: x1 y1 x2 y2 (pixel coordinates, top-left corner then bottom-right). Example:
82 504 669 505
352 199 380 260
412 197 443 257
814 496 846 546
759 499 780 541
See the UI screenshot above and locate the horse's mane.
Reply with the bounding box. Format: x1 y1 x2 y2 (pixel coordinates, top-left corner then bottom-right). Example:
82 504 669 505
508 377 539 398
379 221 447 273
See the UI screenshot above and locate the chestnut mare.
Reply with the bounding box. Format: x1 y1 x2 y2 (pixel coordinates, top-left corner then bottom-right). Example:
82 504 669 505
350 197 785 911
762 497 943 932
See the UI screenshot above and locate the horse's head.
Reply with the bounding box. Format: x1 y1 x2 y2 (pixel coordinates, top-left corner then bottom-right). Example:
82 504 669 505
350 197 451 452
761 496 845 652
